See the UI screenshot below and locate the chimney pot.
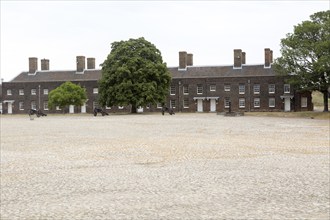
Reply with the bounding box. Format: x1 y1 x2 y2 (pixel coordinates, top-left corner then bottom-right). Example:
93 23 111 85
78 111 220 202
29 57 38 73
76 56 85 72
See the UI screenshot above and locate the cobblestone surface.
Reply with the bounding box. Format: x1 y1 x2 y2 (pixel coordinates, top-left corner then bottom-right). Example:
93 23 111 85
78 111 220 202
1 114 329 219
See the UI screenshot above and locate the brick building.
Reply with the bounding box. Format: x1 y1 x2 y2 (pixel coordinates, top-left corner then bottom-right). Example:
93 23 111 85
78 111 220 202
1 48 313 114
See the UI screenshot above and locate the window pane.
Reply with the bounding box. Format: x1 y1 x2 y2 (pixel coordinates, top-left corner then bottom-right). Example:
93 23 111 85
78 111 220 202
269 98 275 107
224 84 231 92
239 98 245 108
254 98 260 107
197 85 203 94
239 84 245 94
183 85 189 95
301 97 307 107
269 84 275 93
253 84 260 94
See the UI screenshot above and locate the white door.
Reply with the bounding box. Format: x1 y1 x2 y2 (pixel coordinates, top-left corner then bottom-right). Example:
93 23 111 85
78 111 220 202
8 103 12 114
69 105 74 114
81 103 86 113
210 99 216 112
284 98 291 112
197 99 203 112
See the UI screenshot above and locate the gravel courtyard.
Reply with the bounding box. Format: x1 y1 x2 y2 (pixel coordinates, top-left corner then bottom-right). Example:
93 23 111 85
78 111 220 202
1 113 329 219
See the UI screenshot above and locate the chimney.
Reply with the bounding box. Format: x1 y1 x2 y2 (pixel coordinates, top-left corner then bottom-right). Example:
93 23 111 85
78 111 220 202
87 58 95 69
187 53 193 66
179 51 187 70
29 57 38 73
264 48 271 68
270 50 273 63
41 59 49 71
242 52 246 65
76 56 85 72
233 49 242 68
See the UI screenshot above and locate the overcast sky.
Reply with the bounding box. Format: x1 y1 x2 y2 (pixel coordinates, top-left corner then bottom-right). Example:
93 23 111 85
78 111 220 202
0 0 329 82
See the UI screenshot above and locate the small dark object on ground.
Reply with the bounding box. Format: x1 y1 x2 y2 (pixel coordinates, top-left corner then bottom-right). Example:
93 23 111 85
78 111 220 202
162 106 175 115
93 108 109 116
29 109 47 118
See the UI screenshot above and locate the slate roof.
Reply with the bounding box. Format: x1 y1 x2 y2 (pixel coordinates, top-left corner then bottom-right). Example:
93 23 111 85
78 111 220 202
10 64 275 83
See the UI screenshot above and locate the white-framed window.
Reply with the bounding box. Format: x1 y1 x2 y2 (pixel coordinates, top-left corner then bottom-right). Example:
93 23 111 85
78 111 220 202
224 84 231 92
253 84 260 94
118 106 124 109
31 89 36 95
157 103 163 109
239 84 245 94
19 89 24 95
284 84 290 93
19 102 24 110
93 88 98 94
224 97 230 108
268 84 275 94
31 101 37 110
183 98 189 108
254 98 260 108
170 100 176 109
269 98 275 107
7 89 12 95
197 85 203 94
183 85 189 95
44 101 49 110
56 106 61 110
210 84 216 92
239 98 245 108
170 85 176 95
301 97 308 107
43 89 48 95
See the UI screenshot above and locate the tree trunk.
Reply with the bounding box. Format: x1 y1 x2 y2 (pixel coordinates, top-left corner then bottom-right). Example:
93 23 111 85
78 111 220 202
131 104 137 114
323 91 329 112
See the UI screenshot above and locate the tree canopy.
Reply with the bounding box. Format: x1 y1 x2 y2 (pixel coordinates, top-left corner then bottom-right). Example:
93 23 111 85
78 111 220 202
98 37 171 113
274 10 330 111
48 81 87 111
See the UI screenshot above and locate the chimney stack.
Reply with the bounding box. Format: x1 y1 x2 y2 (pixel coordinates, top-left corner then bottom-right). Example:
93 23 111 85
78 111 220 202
29 57 38 73
264 48 271 68
87 58 95 69
76 56 85 72
179 51 187 70
41 59 50 71
270 50 273 63
242 52 246 65
187 53 193 66
233 49 242 68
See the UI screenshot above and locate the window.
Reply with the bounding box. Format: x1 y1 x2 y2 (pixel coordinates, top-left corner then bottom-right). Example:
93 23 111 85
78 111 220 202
7 89 12 95
93 102 99 109
239 84 245 94
210 84 216 92
183 85 189 95
170 85 176 95
183 98 189 108
253 84 260 94
224 97 230 108
31 101 37 110
284 84 290 93
44 101 49 110
157 103 163 109
224 84 231 92
43 89 48 95
254 98 260 108
56 106 61 111
31 89 36 95
170 100 176 108
93 88 98 94
19 89 24 95
269 98 275 107
269 84 275 94
239 98 245 108
301 97 307 107
19 102 24 110
197 85 203 94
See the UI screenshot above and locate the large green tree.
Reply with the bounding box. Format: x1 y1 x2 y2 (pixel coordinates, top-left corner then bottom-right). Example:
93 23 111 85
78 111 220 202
48 81 87 112
274 10 330 112
98 37 171 113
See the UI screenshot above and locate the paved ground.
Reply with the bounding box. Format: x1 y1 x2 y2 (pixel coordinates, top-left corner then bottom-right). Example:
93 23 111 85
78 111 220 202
1 113 329 219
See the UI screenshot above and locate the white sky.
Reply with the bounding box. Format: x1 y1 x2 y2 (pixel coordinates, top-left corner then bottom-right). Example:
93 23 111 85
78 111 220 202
1 0 329 82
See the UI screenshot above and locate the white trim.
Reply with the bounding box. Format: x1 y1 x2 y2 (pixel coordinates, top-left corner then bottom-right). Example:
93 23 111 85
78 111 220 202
178 68 187 71
3 100 15 103
193 97 206 100
206 97 219 100
280 95 294 99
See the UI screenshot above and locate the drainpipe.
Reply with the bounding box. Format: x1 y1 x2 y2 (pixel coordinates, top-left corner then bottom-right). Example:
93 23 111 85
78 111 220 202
248 80 251 112
178 80 181 112
38 85 41 110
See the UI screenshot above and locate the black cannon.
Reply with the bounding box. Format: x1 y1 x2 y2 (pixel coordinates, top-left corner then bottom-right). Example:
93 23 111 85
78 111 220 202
93 108 109 116
161 106 175 115
29 109 47 118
